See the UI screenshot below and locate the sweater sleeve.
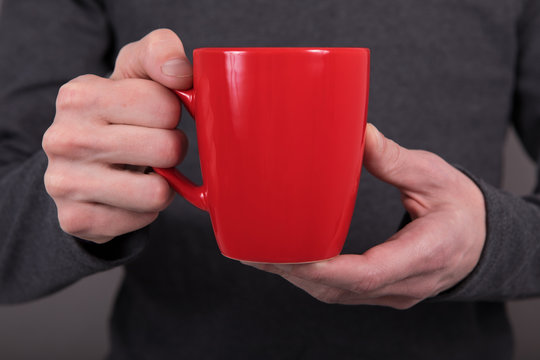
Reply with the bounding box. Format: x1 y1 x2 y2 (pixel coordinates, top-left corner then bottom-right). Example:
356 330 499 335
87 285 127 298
436 0 540 301
0 0 146 304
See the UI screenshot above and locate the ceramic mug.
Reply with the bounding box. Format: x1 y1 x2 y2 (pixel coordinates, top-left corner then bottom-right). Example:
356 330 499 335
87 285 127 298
155 47 370 263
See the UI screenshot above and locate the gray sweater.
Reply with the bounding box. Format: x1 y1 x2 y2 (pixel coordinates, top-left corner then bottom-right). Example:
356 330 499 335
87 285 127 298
1 0 539 359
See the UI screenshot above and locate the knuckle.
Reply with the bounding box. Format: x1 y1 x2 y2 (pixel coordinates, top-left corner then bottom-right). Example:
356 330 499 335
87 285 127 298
44 169 73 198
143 29 185 69
144 29 175 59
56 83 79 111
42 125 60 155
113 44 134 76
57 205 91 236
114 29 185 81
56 75 99 111
43 125 91 157
145 28 179 47
144 176 173 212
116 42 132 60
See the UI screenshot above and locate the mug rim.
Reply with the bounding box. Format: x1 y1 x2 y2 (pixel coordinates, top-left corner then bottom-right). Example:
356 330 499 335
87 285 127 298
194 47 370 55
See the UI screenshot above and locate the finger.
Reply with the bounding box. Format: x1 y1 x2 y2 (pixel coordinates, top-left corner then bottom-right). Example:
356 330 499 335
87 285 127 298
247 263 421 308
260 255 397 294
55 199 159 243
275 271 365 305
46 163 174 213
363 123 455 195
63 76 182 129
245 262 361 303
95 125 188 168
46 122 188 168
253 220 445 295
110 28 192 90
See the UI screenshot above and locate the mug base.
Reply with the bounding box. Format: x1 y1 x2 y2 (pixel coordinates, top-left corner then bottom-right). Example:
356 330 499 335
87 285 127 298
221 253 339 264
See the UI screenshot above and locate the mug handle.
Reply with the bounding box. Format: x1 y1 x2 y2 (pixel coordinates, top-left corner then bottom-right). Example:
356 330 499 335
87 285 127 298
153 89 208 211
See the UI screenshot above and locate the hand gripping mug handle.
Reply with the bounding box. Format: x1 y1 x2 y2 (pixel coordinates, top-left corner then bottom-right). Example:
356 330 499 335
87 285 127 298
153 89 208 211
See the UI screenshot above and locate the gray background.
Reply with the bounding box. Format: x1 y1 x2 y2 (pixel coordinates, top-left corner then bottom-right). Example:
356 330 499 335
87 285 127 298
0 1 539 358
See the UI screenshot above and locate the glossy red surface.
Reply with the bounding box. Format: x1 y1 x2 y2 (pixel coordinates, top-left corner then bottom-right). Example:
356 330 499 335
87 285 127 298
155 47 370 263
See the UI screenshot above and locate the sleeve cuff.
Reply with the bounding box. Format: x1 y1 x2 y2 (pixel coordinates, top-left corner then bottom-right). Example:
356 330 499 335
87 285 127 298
432 166 537 301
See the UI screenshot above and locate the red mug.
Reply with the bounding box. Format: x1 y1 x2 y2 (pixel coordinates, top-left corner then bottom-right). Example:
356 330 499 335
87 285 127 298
155 47 370 263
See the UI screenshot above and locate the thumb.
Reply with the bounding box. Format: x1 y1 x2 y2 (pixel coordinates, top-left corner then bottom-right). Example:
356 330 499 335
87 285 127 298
363 123 447 192
110 28 192 90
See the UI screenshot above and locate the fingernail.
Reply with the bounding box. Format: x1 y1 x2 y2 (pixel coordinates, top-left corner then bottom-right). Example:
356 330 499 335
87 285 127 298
161 58 193 78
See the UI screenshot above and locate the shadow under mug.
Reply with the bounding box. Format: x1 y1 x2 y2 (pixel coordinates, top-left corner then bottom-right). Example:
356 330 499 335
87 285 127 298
154 47 370 263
